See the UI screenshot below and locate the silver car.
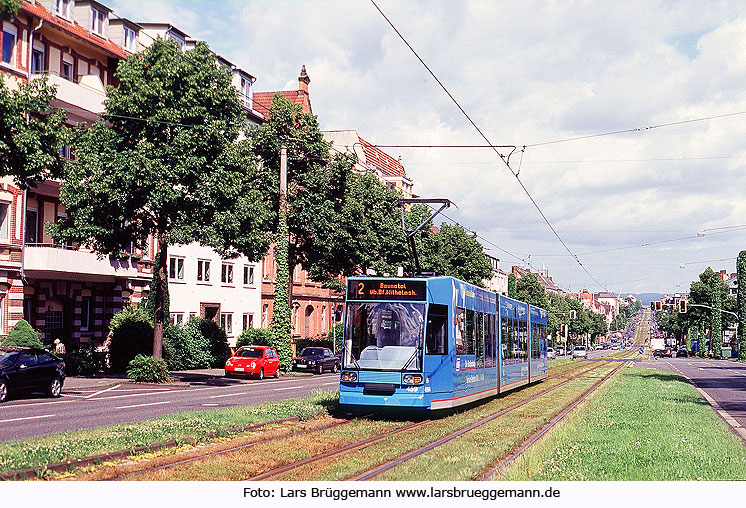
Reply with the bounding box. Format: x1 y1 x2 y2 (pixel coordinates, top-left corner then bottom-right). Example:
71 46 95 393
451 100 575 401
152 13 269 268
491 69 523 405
572 346 587 359
546 347 555 359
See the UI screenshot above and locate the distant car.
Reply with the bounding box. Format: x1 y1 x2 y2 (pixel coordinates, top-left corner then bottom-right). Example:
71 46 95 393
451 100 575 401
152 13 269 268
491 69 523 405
595 344 605 350
546 347 555 359
0 346 65 403
225 346 280 379
572 346 587 359
556 347 565 356
654 346 674 358
293 347 340 374
676 346 688 358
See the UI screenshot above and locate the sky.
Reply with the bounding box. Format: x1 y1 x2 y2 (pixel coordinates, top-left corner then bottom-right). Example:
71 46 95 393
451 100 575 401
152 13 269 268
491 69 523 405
108 0 746 296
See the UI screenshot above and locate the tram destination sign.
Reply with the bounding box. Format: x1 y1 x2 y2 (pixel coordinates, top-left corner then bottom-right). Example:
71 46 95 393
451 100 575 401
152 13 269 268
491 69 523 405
348 279 427 301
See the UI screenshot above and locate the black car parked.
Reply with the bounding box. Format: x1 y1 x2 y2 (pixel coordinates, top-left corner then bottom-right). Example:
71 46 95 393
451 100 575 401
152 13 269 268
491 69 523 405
292 347 340 374
0 347 65 403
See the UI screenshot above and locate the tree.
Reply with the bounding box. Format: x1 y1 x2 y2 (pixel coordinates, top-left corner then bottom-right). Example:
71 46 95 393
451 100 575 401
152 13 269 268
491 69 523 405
417 222 491 286
1 75 67 189
515 272 548 309
2 319 43 348
0 0 21 21
711 273 723 359
738 251 746 361
53 39 273 358
508 273 517 298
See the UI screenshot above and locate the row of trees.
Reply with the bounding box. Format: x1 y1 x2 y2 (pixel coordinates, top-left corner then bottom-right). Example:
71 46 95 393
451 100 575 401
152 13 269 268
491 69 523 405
1 38 491 367
656 264 744 360
510 272 609 344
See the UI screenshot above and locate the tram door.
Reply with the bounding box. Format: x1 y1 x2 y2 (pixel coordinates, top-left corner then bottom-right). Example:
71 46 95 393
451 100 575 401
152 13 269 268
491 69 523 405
424 304 450 394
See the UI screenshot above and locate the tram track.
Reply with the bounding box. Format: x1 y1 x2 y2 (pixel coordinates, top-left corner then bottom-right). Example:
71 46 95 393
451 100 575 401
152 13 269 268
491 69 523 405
62 361 613 481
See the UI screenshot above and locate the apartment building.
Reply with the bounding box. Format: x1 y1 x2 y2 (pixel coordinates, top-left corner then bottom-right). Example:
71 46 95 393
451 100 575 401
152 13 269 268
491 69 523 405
1 0 146 347
1 1 266 347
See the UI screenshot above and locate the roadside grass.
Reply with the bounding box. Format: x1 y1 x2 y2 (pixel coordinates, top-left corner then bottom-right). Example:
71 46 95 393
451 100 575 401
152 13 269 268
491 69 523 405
498 367 746 480
0 390 337 475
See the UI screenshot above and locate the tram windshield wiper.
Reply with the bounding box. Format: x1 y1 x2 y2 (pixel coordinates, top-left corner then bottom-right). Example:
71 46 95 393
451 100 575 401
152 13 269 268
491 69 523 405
400 347 422 372
344 343 361 370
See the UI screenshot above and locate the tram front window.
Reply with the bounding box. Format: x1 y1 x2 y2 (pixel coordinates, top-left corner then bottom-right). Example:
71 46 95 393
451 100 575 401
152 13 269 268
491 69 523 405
344 302 425 371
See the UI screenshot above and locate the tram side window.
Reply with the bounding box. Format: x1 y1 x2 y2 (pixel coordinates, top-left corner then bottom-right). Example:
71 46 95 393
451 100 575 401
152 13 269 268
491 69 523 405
455 307 465 354
426 304 448 355
465 309 475 355
485 314 494 368
501 317 508 363
476 312 485 368
519 320 528 361
531 324 540 360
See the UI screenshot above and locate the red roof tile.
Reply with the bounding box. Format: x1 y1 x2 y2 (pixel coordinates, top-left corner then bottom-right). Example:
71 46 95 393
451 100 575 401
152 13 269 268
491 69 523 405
22 1 129 59
358 137 406 177
253 90 312 119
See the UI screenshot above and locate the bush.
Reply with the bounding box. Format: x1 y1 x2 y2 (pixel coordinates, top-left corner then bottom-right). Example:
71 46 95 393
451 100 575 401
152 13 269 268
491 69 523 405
162 323 212 371
62 344 107 376
236 327 273 348
126 354 171 383
188 317 231 367
108 306 153 372
2 319 43 348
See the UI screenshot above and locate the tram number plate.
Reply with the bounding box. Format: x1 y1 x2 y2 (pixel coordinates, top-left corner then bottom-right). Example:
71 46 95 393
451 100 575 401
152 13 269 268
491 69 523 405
234 367 244 371
297 364 306 368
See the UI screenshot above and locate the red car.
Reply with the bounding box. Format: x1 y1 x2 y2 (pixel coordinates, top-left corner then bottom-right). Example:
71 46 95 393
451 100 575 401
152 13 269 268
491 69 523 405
225 346 280 380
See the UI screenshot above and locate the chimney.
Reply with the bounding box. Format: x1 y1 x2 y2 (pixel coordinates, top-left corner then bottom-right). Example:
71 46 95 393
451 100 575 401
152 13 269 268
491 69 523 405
720 269 727 281
298 65 310 94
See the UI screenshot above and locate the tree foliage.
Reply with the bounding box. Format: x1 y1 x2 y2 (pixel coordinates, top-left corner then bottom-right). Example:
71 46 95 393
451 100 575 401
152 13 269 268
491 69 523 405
508 273 517 298
0 75 67 188
0 0 21 21
53 39 273 357
515 272 549 309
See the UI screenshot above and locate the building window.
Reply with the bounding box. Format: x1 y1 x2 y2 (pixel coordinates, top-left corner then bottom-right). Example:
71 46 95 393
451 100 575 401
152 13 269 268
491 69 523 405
243 313 253 331
123 26 136 51
243 265 254 286
220 313 233 334
0 202 9 241
31 48 45 74
80 297 91 331
170 312 184 325
197 259 210 282
25 209 38 244
91 8 106 36
2 29 16 65
61 61 73 81
167 31 185 49
221 263 233 284
169 257 184 280
59 144 72 160
55 0 71 18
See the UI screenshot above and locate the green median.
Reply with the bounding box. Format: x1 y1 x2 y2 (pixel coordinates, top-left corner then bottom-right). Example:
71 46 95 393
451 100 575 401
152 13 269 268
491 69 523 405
0 390 338 476
498 367 746 480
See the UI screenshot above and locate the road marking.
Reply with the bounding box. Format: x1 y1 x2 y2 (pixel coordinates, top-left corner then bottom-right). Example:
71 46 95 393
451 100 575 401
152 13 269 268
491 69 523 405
115 401 170 409
202 403 220 406
0 414 55 423
85 383 122 399
320 381 340 386
274 386 300 391
209 392 250 399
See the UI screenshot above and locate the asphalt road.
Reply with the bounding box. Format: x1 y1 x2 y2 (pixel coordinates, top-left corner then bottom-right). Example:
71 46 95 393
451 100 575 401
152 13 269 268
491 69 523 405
0 373 340 442
636 356 746 442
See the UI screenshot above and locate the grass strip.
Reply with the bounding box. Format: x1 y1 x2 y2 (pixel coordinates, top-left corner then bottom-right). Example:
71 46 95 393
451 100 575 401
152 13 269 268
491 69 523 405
498 367 746 480
0 390 337 476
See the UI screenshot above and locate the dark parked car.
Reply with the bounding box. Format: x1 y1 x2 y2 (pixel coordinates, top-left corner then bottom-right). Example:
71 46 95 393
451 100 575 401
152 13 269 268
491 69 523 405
293 347 340 374
676 346 688 358
0 346 65 403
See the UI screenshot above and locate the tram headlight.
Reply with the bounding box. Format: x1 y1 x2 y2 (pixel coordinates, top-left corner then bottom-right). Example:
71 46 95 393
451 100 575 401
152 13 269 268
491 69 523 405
402 374 423 385
341 371 357 382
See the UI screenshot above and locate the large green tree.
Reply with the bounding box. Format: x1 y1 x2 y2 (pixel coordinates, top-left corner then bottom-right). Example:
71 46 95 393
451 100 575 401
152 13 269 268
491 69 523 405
53 39 273 358
0 0 21 21
515 272 549 309
1 75 67 188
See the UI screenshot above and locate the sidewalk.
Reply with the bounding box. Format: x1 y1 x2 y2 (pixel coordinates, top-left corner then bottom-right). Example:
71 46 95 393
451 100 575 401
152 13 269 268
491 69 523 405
63 369 226 390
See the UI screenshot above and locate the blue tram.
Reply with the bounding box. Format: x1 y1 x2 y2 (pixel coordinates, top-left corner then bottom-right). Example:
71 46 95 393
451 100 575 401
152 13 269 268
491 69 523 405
339 276 548 410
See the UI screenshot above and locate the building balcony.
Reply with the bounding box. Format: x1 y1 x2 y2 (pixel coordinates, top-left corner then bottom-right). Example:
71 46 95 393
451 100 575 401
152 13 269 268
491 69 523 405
32 72 106 124
24 245 145 282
